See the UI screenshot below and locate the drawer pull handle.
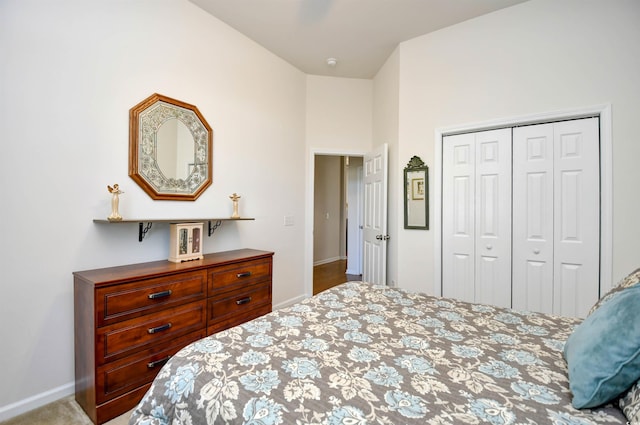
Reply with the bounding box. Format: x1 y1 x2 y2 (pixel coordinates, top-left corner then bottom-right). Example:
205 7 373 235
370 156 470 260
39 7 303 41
148 290 172 300
236 297 252 305
147 356 171 369
148 323 172 334
237 272 252 278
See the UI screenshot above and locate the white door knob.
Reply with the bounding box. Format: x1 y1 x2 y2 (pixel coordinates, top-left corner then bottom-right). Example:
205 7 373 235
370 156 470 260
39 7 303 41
486 245 493 250
533 249 540 255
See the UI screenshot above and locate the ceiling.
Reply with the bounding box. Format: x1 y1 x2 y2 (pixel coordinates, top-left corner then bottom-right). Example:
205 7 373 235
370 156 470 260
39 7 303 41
188 0 529 79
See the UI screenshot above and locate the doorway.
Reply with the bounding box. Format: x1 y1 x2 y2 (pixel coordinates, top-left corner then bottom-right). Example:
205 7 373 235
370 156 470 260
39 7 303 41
312 154 363 294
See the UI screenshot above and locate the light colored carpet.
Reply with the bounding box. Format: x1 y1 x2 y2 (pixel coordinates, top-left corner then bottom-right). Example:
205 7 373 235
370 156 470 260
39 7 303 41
0 396 131 425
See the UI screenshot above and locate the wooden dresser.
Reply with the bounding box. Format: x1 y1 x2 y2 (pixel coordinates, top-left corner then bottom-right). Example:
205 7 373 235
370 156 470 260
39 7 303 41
73 248 273 424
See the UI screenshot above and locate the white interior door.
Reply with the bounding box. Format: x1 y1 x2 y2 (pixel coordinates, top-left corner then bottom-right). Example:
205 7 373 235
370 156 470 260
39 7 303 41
442 133 476 302
474 129 512 308
512 123 555 313
362 144 388 285
512 117 599 317
346 164 363 275
552 118 600 317
442 129 512 307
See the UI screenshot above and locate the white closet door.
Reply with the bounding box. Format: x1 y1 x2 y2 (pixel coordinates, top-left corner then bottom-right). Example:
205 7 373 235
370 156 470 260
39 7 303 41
513 118 600 317
553 118 600 317
474 129 512 308
442 129 512 307
442 133 476 302
512 124 555 313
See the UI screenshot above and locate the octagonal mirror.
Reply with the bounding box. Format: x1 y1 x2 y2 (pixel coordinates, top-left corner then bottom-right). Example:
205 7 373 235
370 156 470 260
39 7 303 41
129 93 212 201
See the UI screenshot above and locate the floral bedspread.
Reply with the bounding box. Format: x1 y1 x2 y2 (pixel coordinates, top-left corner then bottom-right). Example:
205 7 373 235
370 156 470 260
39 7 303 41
129 281 625 425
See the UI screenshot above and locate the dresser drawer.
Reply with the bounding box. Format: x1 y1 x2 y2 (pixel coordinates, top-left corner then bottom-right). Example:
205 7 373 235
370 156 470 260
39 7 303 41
96 330 204 404
97 300 206 365
96 270 206 326
208 258 271 293
208 282 271 323
208 304 272 335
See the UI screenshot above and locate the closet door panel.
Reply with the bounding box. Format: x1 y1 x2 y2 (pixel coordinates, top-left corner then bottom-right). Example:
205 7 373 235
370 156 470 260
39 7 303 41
442 134 475 303
522 261 552 313
513 124 554 313
444 117 600 315
556 263 581 316
476 256 503 307
553 118 600 317
475 129 512 308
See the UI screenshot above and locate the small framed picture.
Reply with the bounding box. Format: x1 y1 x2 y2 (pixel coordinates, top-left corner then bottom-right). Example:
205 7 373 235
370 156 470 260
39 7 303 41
169 222 204 263
411 177 425 200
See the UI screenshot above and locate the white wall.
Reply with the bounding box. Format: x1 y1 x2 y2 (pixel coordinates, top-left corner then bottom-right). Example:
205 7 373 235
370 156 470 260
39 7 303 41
388 0 640 294
0 0 307 419
305 76 373 152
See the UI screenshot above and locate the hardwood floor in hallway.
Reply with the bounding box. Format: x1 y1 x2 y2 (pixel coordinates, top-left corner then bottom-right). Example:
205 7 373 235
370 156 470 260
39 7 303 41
313 259 361 295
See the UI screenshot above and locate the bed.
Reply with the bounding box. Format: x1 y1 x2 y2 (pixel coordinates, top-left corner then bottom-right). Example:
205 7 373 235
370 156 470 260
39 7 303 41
129 280 639 425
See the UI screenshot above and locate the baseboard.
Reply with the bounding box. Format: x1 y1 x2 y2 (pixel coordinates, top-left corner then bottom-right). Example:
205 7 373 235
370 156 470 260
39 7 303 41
0 382 75 422
273 293 308 311
313 256 342 266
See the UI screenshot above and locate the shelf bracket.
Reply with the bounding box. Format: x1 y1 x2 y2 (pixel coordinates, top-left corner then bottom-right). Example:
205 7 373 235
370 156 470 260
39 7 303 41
138 222 153 242
208 220 222 236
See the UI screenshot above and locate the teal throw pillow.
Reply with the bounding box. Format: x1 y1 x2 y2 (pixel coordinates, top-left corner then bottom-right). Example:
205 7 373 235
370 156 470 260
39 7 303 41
564 284 640 409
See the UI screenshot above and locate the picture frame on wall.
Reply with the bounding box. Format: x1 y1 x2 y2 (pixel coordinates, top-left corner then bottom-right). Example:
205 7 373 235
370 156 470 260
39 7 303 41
411 177 425 200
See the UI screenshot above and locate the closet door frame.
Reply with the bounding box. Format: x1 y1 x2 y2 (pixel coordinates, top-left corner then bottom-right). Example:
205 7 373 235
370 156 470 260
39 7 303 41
434 104 613 300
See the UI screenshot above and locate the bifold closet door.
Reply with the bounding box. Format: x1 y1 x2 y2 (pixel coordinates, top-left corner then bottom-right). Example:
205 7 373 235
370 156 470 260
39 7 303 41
442 128 512 308
512 118 600 317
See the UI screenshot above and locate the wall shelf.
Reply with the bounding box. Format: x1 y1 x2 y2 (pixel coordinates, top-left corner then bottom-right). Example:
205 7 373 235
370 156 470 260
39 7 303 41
93 218 255 242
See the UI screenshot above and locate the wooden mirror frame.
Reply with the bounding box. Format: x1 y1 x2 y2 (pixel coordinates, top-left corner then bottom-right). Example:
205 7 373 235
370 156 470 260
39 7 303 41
129 93 212 201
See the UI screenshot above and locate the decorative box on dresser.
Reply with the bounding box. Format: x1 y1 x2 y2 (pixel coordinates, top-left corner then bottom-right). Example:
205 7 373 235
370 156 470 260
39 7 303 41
74 248 274 424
